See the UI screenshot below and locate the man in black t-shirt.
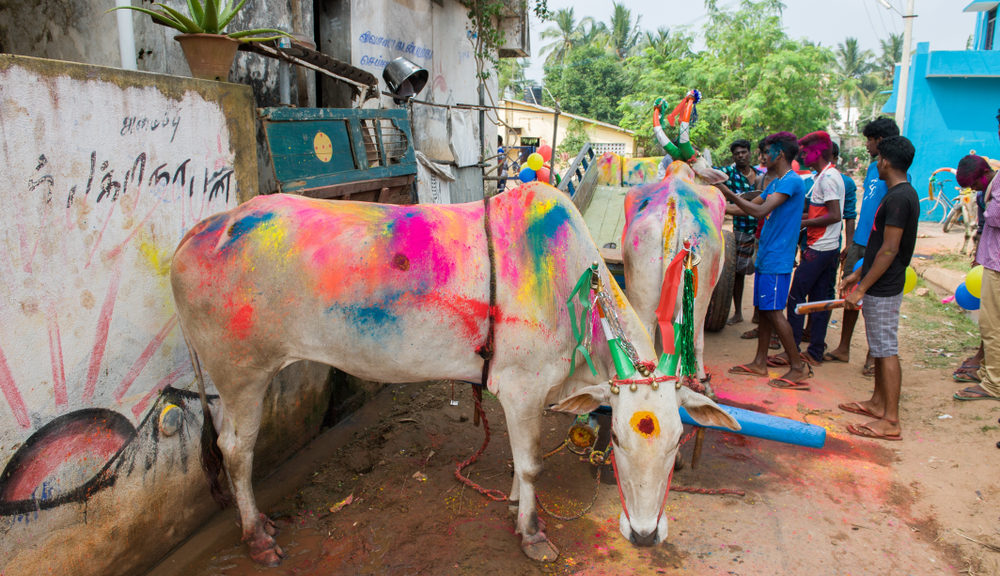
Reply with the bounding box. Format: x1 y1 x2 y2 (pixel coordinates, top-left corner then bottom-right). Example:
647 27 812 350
837 136 919 441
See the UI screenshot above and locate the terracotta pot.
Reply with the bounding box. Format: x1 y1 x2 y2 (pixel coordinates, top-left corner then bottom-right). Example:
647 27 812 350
174 33 240 82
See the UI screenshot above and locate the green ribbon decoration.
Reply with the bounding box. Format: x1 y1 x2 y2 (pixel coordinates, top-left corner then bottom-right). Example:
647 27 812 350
567 264 598 376
678 267 698 377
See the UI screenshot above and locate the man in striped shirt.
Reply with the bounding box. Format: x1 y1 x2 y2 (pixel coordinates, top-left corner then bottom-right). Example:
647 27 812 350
719 139 763 326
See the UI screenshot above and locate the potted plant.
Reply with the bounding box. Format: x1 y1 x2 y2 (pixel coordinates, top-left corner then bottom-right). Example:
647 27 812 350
109 0 290 81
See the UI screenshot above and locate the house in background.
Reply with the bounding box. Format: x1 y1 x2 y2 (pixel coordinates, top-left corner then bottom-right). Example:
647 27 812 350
883 1 1000 220
499 98 636 165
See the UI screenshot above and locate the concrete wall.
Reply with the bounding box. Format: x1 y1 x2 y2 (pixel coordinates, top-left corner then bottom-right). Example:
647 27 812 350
884 42 1000 221
0 54 332 576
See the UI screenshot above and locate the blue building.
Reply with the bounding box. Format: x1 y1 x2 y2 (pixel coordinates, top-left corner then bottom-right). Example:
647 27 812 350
883 2 1000 221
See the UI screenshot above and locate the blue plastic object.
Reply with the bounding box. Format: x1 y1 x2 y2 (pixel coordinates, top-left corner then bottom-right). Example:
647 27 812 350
955 282 981 311
680 404 826 449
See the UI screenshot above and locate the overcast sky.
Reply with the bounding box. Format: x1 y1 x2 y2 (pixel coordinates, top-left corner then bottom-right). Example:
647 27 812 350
524 0 978 82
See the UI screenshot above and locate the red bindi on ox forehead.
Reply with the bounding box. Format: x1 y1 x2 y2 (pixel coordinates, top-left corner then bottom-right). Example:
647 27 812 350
637 416 655 435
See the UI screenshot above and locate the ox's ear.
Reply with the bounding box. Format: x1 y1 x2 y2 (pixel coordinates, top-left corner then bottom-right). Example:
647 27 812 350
676 386 741 431
689 157 729 185
550 385 610 415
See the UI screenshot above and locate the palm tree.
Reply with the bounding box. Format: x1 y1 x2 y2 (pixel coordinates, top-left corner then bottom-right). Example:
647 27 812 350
877 33 903 85
608 3 641 60
538 8 593 66
835 37 874 133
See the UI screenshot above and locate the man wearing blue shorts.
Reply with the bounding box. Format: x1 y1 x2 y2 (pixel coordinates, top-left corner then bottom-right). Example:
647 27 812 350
718 132 810 388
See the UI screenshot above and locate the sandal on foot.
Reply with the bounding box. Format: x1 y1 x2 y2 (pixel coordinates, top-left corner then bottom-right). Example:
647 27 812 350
953 371 981 383
823 352 849 363
767 377 810 390
740 328 758 340
837 402 881 419
953 386 1000 401
729 364 767 376
862 365 875 377
846 423 901 441
766 354 790 367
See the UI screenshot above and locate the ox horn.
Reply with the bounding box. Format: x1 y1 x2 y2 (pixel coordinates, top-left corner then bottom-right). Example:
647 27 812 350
652 91 700 162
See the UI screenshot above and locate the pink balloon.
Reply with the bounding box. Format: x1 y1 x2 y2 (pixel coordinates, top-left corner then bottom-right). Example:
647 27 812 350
536 166 551 183
538 144 552 162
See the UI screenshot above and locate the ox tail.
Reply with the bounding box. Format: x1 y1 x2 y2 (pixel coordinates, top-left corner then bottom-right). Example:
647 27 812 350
183 332 232 509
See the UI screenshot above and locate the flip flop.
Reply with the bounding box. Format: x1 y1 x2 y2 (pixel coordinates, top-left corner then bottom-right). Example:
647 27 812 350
766 354 790 367
846 423 901 441
740 328 758 340
953 386 1000 401
862 365 875 377
767 377 810 391
838 402 881 419
769 336 781 350
823 352 848 363
729 364 767 376
953 372 981 383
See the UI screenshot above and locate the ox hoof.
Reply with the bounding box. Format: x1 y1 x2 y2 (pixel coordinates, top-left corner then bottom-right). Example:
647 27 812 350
521 537 559 562
247 539 285 567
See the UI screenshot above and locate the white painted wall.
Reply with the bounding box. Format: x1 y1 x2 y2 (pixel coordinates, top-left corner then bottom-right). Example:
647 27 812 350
0 55 335 576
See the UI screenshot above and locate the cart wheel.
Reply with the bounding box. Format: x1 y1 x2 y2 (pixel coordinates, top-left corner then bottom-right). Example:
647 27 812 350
704 230 735 332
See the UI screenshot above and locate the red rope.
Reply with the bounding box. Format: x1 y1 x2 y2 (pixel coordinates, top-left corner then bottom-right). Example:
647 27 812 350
453 385 507 501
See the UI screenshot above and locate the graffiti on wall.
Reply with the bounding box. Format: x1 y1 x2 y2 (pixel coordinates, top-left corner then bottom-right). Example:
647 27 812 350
0 64 239 522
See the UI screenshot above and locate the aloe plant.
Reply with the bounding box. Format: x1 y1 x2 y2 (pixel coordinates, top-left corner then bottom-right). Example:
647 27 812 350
108 0 290 42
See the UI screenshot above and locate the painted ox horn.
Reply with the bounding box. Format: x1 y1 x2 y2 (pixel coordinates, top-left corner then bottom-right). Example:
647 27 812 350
652 90 700 162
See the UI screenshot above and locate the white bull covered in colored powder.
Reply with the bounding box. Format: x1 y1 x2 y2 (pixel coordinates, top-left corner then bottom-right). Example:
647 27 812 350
170 182 738 566
622 159 728 383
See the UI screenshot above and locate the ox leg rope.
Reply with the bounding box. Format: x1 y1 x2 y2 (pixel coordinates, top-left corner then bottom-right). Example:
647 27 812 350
453 194 505 501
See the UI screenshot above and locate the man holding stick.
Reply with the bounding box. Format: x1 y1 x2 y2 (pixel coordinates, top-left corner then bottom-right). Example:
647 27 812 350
837 136 919 440
720 132 810 389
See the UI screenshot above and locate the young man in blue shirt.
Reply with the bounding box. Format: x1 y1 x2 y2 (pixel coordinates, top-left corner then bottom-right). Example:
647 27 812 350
720 132 811 388
825 117 900 373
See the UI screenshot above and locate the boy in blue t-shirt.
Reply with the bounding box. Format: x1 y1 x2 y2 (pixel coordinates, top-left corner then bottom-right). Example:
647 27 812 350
718 132 810 388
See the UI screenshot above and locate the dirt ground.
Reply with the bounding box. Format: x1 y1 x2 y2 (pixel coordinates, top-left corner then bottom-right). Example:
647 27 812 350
151 228 1000 576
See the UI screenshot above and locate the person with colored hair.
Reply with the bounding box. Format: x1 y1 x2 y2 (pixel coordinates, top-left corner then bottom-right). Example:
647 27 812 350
825 117 901 373
838 136 919 440
720 132 810 389
952 154 1000 401
776 131 843 366
719 139 763 326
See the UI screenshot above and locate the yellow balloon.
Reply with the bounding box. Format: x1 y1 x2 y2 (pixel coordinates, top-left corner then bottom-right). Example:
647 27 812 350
903 266 917 294
966 265 984 298
526 152 544 171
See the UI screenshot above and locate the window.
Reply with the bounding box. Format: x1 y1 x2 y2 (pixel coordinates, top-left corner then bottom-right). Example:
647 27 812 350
987 8 997 50
591 142 627 155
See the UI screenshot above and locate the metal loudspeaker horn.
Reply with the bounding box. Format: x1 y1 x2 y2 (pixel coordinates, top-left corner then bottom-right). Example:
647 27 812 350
382 57 428 104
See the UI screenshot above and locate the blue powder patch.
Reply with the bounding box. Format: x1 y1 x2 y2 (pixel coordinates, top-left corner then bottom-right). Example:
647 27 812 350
227 212 276 242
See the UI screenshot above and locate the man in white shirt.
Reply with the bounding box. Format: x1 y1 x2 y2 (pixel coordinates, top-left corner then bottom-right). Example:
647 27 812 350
782 131 844 365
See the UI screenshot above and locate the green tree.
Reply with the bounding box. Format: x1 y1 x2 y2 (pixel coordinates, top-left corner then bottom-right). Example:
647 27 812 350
835 37 874 132
619 0 834 161
497 58 529 100
538 8 593 66
607 3 641 60
877 33 903 85
558 119 589 160
544 43 627 125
